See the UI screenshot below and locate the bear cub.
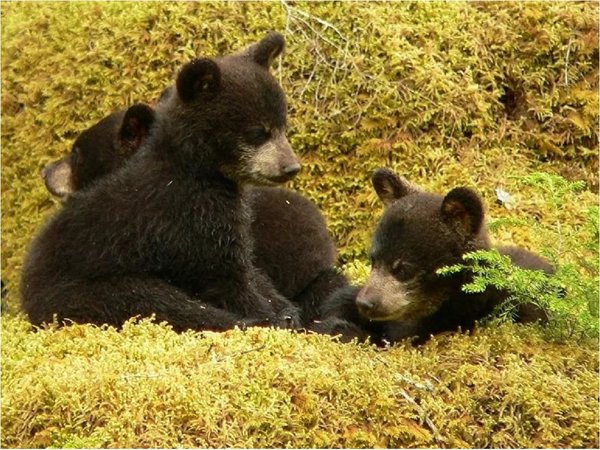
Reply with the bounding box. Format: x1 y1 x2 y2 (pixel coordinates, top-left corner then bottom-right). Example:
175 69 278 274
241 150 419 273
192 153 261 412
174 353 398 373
316 168 552 344
41 106 348 325
21 33 304 332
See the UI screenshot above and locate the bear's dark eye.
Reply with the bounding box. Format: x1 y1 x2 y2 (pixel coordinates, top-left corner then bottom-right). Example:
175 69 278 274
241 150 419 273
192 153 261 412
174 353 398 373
245 126 271 146
391 259 415 280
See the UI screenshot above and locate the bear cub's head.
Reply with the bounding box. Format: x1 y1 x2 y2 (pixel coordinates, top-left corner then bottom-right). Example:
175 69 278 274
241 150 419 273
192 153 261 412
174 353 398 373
356 168 491 322
43 33 300 199
158 32 300 185
42 104 155 201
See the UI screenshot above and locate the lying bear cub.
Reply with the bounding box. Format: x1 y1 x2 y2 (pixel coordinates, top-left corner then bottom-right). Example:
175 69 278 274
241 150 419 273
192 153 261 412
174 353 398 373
41 104 347 326
315 168 553 345
22 33 311 332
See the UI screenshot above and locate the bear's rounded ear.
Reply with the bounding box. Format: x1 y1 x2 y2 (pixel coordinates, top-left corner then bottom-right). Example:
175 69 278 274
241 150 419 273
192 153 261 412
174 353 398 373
441 187 485 237
249 32 285 69
372 168 412 207
41 157 74 200
176 58 221 103
119 104 155 153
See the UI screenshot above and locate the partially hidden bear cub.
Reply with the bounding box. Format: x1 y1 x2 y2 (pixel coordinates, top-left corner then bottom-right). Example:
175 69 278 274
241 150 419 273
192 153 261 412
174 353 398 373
21 33 306 331
316 168 553 345
41 105 347 325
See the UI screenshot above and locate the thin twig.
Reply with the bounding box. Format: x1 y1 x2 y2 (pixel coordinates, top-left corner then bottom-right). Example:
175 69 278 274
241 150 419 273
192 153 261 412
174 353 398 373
281 0 348 43
121 372 164 380
395 374 435 392
278 0 363 116
563 38 572 86
280 0 360 72
298 58 319 98
215 344 267 362
398 388 442 442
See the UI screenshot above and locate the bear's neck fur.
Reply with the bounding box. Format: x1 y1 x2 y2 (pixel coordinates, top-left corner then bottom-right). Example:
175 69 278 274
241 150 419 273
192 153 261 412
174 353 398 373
148 108 228 182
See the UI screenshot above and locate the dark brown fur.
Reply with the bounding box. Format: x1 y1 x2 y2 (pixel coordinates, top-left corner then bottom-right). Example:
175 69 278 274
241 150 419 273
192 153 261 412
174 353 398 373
21 33 305 331
41 112 346 326
317 168 552 345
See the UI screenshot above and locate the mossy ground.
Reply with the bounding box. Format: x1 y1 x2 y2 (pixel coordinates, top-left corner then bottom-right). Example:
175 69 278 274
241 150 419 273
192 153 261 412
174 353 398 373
1 2 598 448
2 315 598 448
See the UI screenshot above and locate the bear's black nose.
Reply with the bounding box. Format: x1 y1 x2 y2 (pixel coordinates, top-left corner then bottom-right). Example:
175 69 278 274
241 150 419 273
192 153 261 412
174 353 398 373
282 163 301 177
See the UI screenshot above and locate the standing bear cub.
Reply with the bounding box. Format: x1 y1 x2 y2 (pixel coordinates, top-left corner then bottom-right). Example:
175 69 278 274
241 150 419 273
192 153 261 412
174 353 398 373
21 33 303 332
317 168 552 344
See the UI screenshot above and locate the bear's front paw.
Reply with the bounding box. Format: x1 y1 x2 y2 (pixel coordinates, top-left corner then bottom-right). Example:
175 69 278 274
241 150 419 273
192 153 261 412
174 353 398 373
236 307 300 330
309 317 370 343
236 317 271 330
273 306 302 329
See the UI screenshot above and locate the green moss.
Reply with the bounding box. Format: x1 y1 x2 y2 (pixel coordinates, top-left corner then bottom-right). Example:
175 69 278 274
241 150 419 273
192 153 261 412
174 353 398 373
1 2 598 447
1 315 598 448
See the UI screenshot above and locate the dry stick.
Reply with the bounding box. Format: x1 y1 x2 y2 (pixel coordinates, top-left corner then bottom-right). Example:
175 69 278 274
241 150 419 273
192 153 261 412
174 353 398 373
122 372 163 381
376 356 436 391
329 40 356 109
375 356 439 441
350 65 380 123
280 0 368 118
292 15 343 71
563 38 572 87
298 58 319 99
278 0 293 85
215 344 267 363
280 0 348 43
314 77 323 110
296 28 326 109
352 92 379 129
334 38 354 86
294 24 322 99
395 373 435 392
281 0 361 74
398 388 442 443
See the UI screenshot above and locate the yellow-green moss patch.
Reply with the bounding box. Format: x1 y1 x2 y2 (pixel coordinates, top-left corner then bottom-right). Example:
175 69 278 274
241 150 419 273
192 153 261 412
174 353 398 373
2 315 598 448
1 3 598 447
